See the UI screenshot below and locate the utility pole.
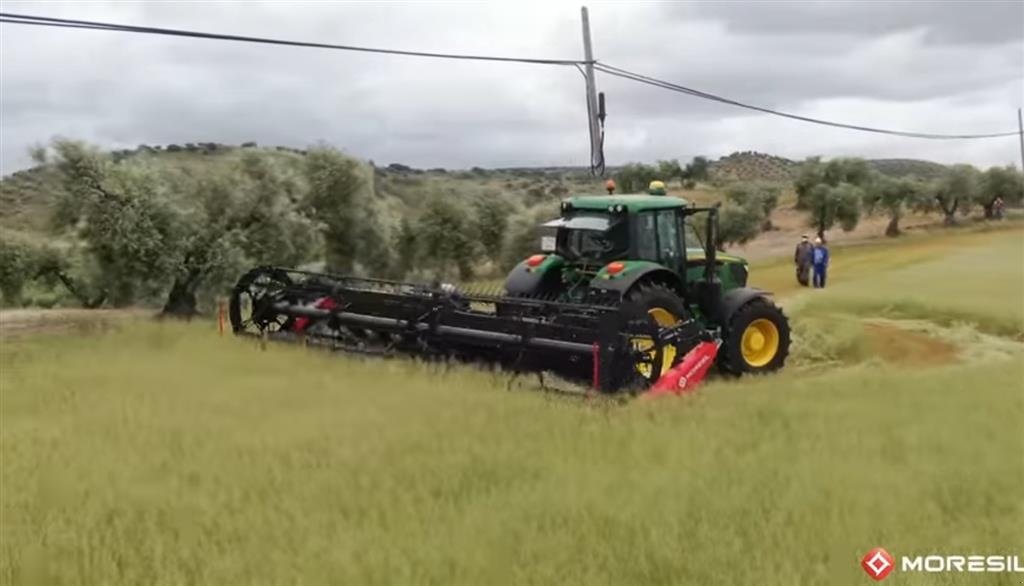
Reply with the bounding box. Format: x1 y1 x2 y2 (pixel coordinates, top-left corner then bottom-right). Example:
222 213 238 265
1017 108 1023 173
581 6 603 173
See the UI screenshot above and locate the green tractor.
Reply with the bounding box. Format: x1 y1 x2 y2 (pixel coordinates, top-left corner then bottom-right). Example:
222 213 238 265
229 191 790 393
503 193 790 380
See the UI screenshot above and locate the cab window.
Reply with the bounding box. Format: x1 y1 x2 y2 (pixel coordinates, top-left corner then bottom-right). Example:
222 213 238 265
683 219 702 250
636 212 658 260
656 210 682 265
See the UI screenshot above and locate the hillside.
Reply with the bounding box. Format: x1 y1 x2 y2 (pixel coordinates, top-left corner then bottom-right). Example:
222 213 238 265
707 151 950 182
709 151 801 181
867 157 949 179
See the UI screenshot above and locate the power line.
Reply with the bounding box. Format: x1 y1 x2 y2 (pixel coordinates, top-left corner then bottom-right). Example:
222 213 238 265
0 12 585 66
595 62 1021 140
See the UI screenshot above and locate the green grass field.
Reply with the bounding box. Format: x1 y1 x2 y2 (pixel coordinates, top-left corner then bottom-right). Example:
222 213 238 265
2 228 1022 585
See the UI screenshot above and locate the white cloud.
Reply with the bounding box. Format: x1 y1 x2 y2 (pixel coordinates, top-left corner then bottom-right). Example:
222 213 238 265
1 0 1021 173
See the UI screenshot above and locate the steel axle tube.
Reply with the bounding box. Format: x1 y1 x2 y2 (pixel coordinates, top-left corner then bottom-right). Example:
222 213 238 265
272 302 595 354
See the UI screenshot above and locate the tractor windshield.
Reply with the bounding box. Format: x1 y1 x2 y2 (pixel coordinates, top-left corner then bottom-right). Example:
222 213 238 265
545 213 628 262
684 220 703 250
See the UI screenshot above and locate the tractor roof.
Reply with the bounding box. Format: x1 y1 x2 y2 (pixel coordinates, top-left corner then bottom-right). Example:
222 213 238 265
567 194 689 212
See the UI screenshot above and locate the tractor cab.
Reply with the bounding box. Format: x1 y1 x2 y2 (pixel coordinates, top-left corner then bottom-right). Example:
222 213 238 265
526 194 750 296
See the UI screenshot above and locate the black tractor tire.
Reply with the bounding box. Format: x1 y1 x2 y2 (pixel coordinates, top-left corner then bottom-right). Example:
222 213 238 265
623 283 690 385
718 297 790 375
625 282 689 319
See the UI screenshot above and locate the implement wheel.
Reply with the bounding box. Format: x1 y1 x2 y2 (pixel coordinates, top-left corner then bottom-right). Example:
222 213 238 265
719 297 790 374
229 267 295 335
624 283 689 385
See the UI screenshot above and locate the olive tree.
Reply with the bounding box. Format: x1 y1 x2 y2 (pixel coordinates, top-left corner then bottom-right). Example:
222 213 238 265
49 140 321 315
795 157 870 240
724 182 782 231
0 236 38 306
977 165 1023 218
303 148 382 273
418 194 478 281
472 195 512 268
614 163 659 193
391 217 420 278
683 156 710 182
928 164 980 225
160 154 319 315
717 202 764 250
656 159 684 186
863 175 925 236
51 141 180 306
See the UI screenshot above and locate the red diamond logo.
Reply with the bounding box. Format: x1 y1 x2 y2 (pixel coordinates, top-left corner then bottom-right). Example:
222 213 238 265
861 547 895 581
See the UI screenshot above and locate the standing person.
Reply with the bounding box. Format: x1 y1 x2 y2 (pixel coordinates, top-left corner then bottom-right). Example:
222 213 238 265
993 196 1005 220
812 237 830 289
794 235 813 286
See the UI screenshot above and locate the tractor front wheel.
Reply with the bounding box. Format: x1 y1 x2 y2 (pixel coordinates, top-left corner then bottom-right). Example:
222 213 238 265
719 297 790 375
624 283 690 385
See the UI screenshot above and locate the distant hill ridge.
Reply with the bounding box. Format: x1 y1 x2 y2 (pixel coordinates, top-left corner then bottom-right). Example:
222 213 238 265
4 142 951 182
708 151 949 182
709 151 800 181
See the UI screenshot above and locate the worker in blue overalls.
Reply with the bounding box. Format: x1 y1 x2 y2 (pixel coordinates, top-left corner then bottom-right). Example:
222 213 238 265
812 237 830 289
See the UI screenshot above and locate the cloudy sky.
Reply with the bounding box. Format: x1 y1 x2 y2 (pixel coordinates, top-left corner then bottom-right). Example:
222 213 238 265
1 0 1022 173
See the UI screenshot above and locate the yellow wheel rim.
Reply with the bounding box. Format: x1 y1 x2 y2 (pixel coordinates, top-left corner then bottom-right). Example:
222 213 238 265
632 307 679 379
741 318 780 367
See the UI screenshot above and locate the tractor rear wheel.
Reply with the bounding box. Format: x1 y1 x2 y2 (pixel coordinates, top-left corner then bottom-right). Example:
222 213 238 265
719 297 790 374
624 283 690 385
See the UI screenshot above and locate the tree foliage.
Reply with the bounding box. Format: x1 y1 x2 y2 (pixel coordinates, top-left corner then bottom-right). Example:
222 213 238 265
45 140 339 315
656 160 683 186
927 164 980 225
977 165 1024 218
392 217 420 278
717 202 764 250
617 157 709 192
794 158 869 239
614 163 660 194
0 236 38 306
51 141 179 306
472 195 512 268
863 175 925 236
683 156 710 182
418 195 477 281
724 182 782 231
502 205 559 271
303 148 376 273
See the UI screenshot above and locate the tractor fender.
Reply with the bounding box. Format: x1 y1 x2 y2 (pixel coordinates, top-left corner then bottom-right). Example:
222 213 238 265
718 287 772 324
588 263 685 299
504 255 565 297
